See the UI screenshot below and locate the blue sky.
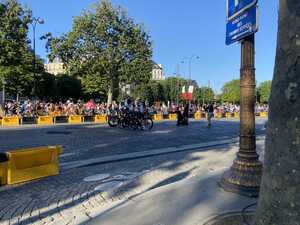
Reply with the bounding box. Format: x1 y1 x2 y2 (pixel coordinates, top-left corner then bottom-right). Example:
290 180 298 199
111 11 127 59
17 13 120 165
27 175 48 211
20 0 279 92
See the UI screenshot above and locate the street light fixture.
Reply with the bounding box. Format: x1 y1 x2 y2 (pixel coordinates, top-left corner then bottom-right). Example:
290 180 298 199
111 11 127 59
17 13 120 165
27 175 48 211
188 55 200 86
175 59 188 105
178 55 200 103
31 17 44 99
181 55 200 85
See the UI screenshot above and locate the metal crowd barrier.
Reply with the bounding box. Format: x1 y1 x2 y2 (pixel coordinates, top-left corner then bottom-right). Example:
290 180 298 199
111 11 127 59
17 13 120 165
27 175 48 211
0 115 108 127
0 112 268 127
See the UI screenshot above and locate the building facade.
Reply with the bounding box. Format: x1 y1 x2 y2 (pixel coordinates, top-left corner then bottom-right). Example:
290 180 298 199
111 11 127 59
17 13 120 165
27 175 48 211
152 63 165 81
44 59 65 75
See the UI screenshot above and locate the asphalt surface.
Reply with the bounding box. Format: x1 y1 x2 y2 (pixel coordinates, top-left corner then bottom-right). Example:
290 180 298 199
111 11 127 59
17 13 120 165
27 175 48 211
0 118 267 225
0 118 266 164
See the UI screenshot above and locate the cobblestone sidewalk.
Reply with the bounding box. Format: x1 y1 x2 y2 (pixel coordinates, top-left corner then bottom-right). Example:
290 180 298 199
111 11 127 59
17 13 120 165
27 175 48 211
0 138 265 225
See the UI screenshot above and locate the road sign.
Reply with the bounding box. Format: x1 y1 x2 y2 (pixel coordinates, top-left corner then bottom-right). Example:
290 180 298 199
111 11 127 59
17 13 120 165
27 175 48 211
226 6 258 46
226 0 257 21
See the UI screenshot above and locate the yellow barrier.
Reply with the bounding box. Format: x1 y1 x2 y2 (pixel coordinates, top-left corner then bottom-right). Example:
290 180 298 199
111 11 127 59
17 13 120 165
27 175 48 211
38 116 54 125
194 112 201 120
260 112 268 117
153 114 163 121
169 114 177 121
216 112 222 119
234 112 239 119
226 112 231 119
1 117 20 127
0 162 7 185
68 115 83 124
94 115 107 123
6 146 63 185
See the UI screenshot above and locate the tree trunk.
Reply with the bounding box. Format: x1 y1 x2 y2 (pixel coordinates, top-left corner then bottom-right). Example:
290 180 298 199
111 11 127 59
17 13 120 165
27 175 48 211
107 81 113 106
107 77 120 106
254 0 300 224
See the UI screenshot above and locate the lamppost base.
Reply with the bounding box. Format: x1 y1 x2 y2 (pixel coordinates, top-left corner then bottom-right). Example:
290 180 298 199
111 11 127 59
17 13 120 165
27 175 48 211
219 158 263 198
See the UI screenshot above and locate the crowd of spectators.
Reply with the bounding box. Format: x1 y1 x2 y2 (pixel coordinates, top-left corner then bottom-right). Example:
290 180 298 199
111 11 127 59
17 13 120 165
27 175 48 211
0 99 268 118
0 99 107 118
156 102 268 116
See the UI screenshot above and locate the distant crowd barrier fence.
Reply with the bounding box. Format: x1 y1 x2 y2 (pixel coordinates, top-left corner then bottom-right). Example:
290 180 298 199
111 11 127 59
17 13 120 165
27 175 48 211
1 116 20 127
38 116 54 125
68 115 83 124
153 114 163 121
0 112 268 127
194 112 202 120
94 115 107 123
259 112 268 117
0 146 63 185
169 114 177 121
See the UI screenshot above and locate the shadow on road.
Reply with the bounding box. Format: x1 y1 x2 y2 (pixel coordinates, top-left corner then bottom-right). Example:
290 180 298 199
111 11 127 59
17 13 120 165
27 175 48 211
0 120 266 225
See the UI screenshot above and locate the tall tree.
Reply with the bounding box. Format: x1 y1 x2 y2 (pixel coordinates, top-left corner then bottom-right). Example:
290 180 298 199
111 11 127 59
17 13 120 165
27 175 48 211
221 79 240 103
0 0 40 98
47 0 153 104
194 86 215 104
257 80 272 103
159 77 189 103
254 0 300 224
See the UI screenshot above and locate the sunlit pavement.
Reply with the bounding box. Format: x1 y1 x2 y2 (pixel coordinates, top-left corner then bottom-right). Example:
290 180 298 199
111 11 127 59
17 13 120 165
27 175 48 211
0 119 266 225
0 118 266 163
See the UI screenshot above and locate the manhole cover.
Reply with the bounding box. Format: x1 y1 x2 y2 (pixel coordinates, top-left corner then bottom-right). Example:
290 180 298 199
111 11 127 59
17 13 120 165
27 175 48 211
47 131 72 135
83 174 111 182
94 181 123 192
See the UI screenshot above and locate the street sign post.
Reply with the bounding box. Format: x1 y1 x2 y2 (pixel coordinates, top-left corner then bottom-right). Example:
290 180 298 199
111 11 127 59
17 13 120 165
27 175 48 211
221 0 263 197
226 0 257 21
226 6 258 45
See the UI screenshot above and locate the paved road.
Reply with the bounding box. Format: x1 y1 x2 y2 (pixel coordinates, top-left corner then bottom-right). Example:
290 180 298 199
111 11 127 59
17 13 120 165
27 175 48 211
0 119 266 164
0 139 265 225
0 119 266 225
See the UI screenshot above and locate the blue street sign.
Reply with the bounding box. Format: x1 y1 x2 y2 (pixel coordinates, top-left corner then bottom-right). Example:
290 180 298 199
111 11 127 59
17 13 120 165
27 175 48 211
227 0 257 21
226 6 258 45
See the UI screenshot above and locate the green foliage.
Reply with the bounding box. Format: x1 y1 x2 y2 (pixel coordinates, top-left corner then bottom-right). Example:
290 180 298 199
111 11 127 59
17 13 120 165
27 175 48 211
0 0 42 97
257 80 272 103
37 72 56 99
134 81 165 104
46 0 153 102
133 77 201 105
35 73 82 100
151 82 165 102
159 77 188 102
221 79 240 103
194 86 215 103
54 74 82 100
